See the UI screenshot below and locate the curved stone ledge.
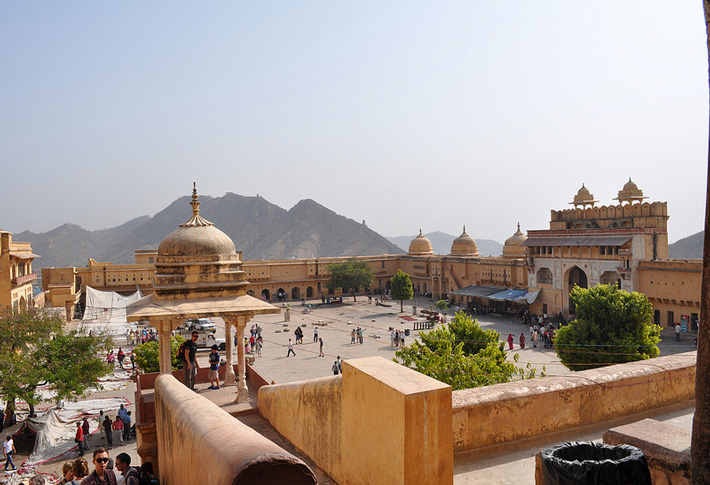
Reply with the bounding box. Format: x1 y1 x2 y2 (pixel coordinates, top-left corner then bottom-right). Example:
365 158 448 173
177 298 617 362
155 374 317 485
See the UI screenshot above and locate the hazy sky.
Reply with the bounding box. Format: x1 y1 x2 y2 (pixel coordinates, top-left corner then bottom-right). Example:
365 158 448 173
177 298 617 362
2 1 708 243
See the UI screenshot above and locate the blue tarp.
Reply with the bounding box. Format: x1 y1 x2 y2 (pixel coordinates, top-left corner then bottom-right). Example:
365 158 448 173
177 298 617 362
487 289 527 301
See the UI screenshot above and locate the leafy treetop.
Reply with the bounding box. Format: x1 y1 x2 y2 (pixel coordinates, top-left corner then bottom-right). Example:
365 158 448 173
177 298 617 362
326 258 375 302
554 284 661 370
390 269 414 312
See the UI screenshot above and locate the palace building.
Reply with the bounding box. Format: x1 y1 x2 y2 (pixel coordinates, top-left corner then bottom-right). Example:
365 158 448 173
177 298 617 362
0 230 38 311
41 180 701 330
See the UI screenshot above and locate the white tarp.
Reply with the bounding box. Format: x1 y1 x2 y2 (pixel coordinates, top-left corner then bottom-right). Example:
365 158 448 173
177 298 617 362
80 286 142 336
24 397 129 466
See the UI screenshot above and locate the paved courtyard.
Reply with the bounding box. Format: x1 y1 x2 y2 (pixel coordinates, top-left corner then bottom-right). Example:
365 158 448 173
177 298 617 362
3 296 695 484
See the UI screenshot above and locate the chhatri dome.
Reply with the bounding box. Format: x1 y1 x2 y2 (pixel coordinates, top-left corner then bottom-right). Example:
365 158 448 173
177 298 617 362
569 183 599 208
158 183 237 257
408 230 434 255
450 226 479 256
503 223 527 258
614 178 648 205
152 182 250 299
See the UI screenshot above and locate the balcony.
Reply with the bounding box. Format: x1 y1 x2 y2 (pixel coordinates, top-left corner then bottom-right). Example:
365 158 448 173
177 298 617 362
12 273 36 286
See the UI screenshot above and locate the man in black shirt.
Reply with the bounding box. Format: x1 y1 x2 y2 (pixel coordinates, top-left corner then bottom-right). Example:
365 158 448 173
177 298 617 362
182 331 199 390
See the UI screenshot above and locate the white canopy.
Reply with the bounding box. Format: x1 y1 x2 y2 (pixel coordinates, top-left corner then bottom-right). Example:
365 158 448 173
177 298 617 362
80 286 142 336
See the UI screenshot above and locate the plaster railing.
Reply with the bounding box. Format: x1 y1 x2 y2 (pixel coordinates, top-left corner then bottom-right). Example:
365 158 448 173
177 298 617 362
154 374 317 485
452 351 696 453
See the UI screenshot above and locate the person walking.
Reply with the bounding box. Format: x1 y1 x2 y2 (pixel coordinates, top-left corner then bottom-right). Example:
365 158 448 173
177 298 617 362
118 405 130 442
111 417 123 446
287 339 296 357
75 422 85 457
319 338 324 357
180 332 199 390
350 329 356 344
519 333 526 350
507 333 514 350
117 348 125 369
255 336 263 357
82 417 91 450
332 360 340 375
3 435 16 471
675 322 681 342
103 415 113 447
208 345 220 390
313 326 319 343
532 329 538 348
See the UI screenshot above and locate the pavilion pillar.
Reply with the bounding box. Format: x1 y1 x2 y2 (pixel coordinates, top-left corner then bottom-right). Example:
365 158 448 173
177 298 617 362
158 320 173 375
235 315 250 403
223 318 236 387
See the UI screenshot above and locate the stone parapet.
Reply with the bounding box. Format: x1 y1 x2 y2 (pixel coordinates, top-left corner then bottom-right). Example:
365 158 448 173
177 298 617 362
452 352 696 453
154 374 317 485
258 356 453 485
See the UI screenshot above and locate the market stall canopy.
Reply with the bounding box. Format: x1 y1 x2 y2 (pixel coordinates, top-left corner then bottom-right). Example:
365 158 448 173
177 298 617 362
450 285 504 298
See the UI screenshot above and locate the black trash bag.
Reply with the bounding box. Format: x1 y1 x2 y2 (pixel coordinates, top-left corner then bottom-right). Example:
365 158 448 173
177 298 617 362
540 441 652 485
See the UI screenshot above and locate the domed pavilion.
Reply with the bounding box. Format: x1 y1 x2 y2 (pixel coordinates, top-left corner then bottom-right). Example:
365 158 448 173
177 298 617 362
450 226 479 257
569 184 599 208
408 230 434 255
127 184 279 403
502 223 527 258
614 178 648 205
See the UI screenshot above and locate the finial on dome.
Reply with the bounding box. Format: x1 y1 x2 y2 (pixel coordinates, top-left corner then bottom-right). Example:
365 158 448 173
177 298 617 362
419 228 423 236
190 182 200 217
180 183 214 227
517 222 521 232
462 225 467 234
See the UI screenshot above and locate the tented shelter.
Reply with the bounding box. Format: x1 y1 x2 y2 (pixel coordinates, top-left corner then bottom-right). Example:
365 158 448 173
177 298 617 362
80 286 142 336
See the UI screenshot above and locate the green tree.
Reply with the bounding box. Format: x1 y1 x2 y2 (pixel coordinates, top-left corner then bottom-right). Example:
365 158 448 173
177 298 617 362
395 311 541 390
0 310 112 425
390 269 414 313
435 300 448 312
326 258 375 302
554 285 661 371
132 335 186 373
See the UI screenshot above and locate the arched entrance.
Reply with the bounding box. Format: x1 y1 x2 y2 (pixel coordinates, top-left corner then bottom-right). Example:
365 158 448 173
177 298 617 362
277 288 286 300
422 283 428 295
306 286 314 298
291 287 300 299
19 296 26 313
566 266 588 315
261 289 271 301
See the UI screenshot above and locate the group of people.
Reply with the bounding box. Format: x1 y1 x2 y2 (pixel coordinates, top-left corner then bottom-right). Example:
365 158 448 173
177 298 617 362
390 330 406 348
75 406 132 457
125 328 156 346
106 348 134 370
59 449 158 485
350 327 364 344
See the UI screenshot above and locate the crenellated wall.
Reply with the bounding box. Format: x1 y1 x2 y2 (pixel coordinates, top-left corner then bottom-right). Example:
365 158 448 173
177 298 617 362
451 352 696 453
154 374 317 485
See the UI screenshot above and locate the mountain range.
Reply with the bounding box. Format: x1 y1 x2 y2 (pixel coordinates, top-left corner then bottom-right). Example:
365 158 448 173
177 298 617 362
668 231 703 259
16 194 406 270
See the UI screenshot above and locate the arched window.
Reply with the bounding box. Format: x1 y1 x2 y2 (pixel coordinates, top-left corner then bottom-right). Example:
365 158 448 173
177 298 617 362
536 267 553 285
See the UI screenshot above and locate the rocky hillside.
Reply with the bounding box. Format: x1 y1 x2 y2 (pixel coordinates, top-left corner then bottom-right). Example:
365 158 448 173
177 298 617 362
669 231 703 259
17 194 404 269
